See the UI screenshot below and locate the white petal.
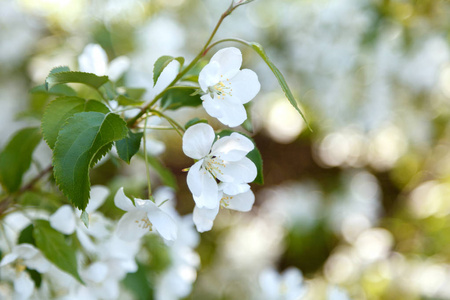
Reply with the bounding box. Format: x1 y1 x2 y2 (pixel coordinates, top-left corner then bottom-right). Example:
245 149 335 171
114 187 136 212
283 267 304 289
145 202 178 241
0 252 18 266
193 205 219 232
83 262 109 283
107 56 130 81
12 244 39 260
186 160 204 197
226 190 255 212
211 132 254 161
210 47 242 79
220 182 250 195
14 271 34 299
153 59 180 96
49 205 76 235
86 185 109 213
259 268 279 297
115 210 149 241
25 252 50 273
76 228 96 253
182 123 215 160
188 166 219 209
229 69 260 104
198 61 220 92
202 96 247 127
78 44 108 76
216 157 257 184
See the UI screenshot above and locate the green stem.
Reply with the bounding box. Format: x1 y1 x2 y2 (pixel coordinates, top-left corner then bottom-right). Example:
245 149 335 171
149 109 185 137
127 1 238 128
143 116 153 199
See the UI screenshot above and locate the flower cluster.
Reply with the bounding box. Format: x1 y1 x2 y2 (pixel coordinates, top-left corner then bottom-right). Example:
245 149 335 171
183 123 257 232
198 47 260 127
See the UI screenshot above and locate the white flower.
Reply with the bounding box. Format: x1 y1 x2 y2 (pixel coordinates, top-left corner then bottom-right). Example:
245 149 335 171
193 184 255 232
182 123 257 209
114 187 177 242
78 43 130 81
0 244 51 300
198 47 260 127
258 267 306 300
49 186 111 252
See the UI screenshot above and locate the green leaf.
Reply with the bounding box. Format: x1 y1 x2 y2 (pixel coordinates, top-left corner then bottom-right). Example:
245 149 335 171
49 66 71 74
99 81 117 100
0 127 41 193
146 155 178 190
153 56 184 86
217 130 263 185
248 42 310 130
185 117 208 130
46 71 109 91
116 95 144 106
31 84 77 97
160 86 202 110
53 111 128 210
42 96 110 150
33 220 83 283
123 88 146 100
123 263 153 300
116 130 143 164
18 224 35 245
80 211 89 228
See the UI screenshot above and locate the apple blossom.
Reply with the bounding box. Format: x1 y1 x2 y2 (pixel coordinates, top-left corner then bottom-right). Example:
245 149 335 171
0 244 51 300
182 123 257 209
49 185 111 252
114 187 177 242
198 47 260 127
258 267 307 300
193 185 255 232
78 43 130 82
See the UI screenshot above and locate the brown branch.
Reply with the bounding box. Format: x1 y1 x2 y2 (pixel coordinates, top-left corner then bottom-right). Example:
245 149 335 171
0 165 53 216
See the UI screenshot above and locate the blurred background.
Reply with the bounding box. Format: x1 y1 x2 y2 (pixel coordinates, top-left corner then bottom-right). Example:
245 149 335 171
1 0 450 299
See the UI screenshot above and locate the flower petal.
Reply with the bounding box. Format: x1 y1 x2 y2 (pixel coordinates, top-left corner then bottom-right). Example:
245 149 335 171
198 61 220 92
108 56 130 81
226 190 255 212
193 205 219 233
0 252 18 267
78 44 108 76
229 69 260 104
153 59 180 96
49 205 76 235
86 185 109 213
145 202 178 241
114 187 136 212
25 252 50 273
211 132 254 161
259 268 279 297
13 244 39 260
115 210 149 241
220 182 250 195
215 157 257 184
202 96 247 127
14 271 34 299
210 47 242 79
182 123 215 159
187 164 219 209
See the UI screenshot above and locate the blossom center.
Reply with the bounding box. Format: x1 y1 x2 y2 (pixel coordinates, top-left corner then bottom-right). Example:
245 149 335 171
15 259 26 274
203 156 226 178
135 216 153 231
220 195 233 208
208 76 232 100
